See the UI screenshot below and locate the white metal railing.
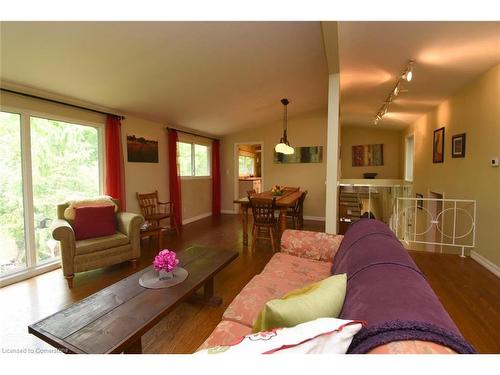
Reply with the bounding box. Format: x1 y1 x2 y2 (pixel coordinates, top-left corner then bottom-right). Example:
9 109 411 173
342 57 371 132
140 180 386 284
395 197 476 257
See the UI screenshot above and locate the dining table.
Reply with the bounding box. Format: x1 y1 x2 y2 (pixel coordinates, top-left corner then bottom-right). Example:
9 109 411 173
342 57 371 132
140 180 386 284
233 189 303 246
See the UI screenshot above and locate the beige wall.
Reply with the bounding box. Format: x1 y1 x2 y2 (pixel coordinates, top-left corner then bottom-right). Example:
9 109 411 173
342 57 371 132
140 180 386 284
221 109 328 218
0 90 214 222
341 126 402 179
403 64 500 267
121 117 169 215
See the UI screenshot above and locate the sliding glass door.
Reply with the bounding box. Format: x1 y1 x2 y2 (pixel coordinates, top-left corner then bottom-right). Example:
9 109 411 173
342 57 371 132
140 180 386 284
0 109 102 282
31 116 100 264
0 112 26 275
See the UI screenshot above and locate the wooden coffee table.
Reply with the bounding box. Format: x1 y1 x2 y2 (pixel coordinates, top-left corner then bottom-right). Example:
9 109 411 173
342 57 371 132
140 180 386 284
28 246 238 354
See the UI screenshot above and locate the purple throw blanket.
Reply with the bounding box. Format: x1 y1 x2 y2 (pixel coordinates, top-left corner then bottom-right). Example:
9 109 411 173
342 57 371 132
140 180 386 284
332 219 475 353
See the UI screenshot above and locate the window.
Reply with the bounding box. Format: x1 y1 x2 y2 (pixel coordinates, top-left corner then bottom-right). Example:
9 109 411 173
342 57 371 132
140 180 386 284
31 116 100 263
177 141 210 177
239 155 255 177
0 112 25 275
0 109 102 282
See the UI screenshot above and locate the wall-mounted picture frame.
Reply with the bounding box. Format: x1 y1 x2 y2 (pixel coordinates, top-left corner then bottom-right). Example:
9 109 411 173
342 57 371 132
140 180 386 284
274 146 323 164
433 127 445 163
352 144 384 167
416 193 424 210
452 133 466 158
127 134 159 163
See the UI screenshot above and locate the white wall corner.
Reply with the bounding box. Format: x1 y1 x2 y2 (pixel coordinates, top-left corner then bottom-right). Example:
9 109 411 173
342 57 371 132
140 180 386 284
470 251 500 278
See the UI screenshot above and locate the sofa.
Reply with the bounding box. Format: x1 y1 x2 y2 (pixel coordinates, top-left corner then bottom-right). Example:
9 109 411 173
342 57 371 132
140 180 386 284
51 199 144 288
199 219 475 354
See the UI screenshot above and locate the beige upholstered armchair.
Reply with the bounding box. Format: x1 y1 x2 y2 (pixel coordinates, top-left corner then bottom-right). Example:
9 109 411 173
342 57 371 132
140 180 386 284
50 199 144 288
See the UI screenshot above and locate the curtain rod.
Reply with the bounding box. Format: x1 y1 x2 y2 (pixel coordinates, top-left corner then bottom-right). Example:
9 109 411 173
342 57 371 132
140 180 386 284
0 88 126 120
166 126 218 141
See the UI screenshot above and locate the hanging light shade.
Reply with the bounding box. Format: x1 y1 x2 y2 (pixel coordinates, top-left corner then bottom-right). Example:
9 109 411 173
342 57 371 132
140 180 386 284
275 98 294 154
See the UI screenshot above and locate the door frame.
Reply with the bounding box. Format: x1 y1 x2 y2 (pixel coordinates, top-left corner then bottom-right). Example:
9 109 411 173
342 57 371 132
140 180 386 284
404 133 415 182
233 142 264 213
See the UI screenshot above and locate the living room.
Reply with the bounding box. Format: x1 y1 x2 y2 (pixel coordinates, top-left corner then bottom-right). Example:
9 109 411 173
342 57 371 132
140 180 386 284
1 1 499 372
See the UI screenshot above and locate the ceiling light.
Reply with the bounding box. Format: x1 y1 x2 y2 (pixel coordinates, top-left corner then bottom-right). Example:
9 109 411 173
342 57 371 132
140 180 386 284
275 98 294 154
403 60 415 82
372 59 415 125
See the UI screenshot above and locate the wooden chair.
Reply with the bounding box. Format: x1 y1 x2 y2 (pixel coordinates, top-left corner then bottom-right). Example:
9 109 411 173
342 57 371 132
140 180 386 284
247 189 257 197
249 197 278 252
283 186 300 192
136 191 180 235
286 190 308 229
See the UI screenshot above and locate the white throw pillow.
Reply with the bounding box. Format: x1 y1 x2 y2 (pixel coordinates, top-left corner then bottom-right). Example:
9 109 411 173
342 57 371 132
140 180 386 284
63 195 118 221
196 318 364 355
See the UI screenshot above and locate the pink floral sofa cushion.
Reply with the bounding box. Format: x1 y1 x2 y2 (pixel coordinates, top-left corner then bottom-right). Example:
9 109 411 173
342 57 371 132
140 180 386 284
222 273 305 327
260 252 332 284
280 229 343 262
198 320 252 350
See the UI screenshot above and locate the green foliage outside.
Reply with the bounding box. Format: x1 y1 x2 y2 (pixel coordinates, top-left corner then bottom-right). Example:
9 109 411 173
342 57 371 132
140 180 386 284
177 141 209 177
239 155 255 176
194 144 209 176
0 112 99 275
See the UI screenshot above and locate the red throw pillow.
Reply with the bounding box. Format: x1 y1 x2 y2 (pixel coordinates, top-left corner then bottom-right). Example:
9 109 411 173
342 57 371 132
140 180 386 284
74 205 117 241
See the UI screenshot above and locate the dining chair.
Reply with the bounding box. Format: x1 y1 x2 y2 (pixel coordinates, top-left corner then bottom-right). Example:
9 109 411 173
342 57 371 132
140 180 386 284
283 186 300 192
136 191 180 235
248 196 278 252
247 189 257 197
286 190 308 229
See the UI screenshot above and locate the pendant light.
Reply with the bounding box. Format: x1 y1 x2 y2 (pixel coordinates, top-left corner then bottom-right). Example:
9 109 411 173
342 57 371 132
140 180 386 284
275 98 294 154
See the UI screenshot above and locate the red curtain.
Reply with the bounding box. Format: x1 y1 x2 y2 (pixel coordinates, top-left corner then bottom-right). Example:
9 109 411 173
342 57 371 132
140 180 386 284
168 129 182 228
212 139 221 215
105 115 126 210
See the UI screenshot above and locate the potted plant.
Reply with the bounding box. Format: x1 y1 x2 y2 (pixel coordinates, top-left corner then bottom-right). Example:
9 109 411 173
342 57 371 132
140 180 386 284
153 249 179 280
271 185 284 196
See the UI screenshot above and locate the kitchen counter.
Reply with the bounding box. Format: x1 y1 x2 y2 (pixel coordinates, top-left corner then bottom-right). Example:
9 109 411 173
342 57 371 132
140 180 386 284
238 177 262 181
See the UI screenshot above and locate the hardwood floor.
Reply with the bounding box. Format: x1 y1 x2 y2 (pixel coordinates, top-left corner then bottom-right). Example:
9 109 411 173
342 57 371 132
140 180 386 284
0 215 498 354
409 251 500 354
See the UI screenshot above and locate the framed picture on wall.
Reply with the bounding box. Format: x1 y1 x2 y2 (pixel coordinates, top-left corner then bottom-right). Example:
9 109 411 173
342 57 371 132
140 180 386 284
433 127 445 163
127 134 159 163
452 133 466 158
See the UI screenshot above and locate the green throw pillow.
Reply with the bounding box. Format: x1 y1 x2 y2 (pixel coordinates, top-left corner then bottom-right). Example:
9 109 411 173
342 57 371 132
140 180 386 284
252 273 347 333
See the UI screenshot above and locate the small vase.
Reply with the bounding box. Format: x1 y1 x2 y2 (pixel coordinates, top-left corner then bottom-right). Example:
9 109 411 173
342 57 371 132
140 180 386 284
159 269 174 281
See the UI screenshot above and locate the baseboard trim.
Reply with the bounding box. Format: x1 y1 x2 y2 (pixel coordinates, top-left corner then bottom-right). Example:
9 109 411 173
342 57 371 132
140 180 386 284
0 261 61 288
470 250 500 278
221 210 237 214
182 212 212 225
303 216 325 221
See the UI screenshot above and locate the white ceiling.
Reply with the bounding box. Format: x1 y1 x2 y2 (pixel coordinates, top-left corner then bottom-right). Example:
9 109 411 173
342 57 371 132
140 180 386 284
338 21 500 130
1 21 499 134
0 21 328 136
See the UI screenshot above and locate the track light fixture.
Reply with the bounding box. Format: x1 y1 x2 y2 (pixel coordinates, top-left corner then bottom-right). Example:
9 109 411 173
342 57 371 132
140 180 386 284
373 59 415 125
403 61 415 82
393 83 400 96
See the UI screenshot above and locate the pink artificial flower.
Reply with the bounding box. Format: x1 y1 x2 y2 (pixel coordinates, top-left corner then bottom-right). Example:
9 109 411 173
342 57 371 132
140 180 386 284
153 249 179 272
